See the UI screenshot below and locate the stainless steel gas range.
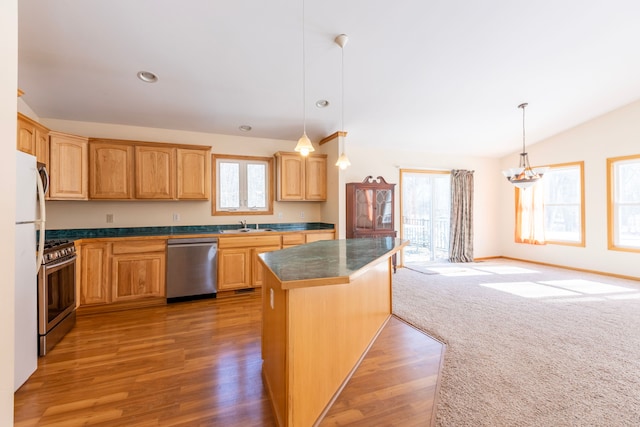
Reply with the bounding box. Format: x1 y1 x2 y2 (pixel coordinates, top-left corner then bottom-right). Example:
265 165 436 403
38 239 77 356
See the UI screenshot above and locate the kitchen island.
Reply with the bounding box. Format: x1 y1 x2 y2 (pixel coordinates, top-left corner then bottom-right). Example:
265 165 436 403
258 237 408 427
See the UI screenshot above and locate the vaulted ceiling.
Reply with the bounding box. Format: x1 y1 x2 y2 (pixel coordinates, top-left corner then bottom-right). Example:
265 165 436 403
17 1 640 157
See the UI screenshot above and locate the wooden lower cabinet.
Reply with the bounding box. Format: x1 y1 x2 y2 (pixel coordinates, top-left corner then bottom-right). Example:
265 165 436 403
218 235 282 291
78 242 111 306
252 245 281 287
218 248 251 291
112 253 165 301
77 239 166 311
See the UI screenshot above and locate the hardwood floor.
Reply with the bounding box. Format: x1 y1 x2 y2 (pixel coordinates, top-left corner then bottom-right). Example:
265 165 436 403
14 293 444 426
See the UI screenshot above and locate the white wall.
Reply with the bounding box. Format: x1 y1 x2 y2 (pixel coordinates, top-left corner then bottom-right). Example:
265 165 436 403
499 99 640 278
1 0 17 423
343 144 502 259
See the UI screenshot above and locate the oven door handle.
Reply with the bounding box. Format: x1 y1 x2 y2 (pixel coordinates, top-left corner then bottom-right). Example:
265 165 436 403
43 255 77 270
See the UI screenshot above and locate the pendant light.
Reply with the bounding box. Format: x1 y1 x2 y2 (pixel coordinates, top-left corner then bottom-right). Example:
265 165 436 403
294 0 315 156
335 33 351 170
502 103 548 189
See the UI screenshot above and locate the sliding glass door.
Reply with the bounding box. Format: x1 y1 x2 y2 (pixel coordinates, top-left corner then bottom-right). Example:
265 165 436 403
400 170 451 263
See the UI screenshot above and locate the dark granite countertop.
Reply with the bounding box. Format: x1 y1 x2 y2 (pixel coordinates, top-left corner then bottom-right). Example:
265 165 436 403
259 237 408 288
45 222 334 241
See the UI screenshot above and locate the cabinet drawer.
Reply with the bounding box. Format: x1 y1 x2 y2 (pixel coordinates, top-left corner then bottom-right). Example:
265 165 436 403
305 231 335 243
282 233 305 246
218 235 282 249
112 239 166 255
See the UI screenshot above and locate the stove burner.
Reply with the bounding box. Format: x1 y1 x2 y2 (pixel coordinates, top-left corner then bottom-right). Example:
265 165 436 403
42 239 76 264
44 239 71 249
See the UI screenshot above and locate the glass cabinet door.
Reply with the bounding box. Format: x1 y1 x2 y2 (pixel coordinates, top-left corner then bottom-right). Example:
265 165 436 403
376 189 393 230
355 188 374 230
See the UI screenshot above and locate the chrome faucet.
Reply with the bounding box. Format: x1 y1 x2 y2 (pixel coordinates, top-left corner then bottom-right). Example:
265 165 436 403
239 220 248 229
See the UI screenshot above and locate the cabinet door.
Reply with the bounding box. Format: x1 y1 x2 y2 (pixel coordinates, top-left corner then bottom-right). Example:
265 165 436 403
218 248 251 290
305 155 327 201
111 253 166 301
375 189 394 231
252 245 281 287
135 146 176 199
276 153 304 201
89 142 134 199
17 115 49 164
78 243 110 306
16 115 36 155
49 132 88 200
35 126 49 166
176 148 210 200
354 188 375 231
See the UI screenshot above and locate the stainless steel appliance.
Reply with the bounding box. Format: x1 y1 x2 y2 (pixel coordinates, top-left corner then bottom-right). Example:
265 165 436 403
14 151 47 390
167 237 218 302
38 239 77 356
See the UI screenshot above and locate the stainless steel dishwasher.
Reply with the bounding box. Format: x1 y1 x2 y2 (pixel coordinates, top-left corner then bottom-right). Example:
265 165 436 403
166 237 218 302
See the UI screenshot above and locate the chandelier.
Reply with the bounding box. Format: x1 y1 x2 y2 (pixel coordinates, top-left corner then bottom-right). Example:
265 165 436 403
502 103 548 189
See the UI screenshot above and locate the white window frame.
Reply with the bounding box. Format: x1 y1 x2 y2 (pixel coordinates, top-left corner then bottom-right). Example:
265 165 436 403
542 162 585 246
212 154 273 216
608 154 640 252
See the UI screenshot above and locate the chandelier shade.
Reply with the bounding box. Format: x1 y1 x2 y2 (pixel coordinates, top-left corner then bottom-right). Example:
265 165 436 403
502 103 548 189
295 132 314 156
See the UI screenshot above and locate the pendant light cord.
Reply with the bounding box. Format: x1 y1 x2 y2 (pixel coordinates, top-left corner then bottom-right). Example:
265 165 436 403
301 0 306 135
341 40 345 133
521 104 526 154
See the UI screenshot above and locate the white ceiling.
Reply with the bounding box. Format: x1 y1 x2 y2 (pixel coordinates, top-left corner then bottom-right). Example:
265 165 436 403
17 0 640 157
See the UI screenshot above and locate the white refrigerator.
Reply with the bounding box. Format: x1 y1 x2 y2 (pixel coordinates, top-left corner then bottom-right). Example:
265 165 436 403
14 151 46 391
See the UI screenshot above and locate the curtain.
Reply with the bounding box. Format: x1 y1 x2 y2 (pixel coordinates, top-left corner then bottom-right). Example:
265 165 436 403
515 183 546 244
449 169 474 262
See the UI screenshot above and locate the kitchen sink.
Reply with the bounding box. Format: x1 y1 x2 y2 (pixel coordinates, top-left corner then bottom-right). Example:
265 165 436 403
221 228 275 233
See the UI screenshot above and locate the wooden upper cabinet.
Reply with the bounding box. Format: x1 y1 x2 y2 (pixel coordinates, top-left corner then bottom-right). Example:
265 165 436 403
89 141 134 199
49 131 88 200
177 148 210 200
275 151 327 201
17 113 49 166
17 114 37 155
135 145 176 199
305 155 327 201
276 152 304 200
85 139 210 201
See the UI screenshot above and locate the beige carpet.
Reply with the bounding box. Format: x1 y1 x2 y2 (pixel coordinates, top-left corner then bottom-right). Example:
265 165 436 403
392 259 640 427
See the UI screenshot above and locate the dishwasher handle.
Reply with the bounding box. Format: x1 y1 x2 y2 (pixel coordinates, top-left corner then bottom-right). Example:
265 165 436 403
168 237 218 248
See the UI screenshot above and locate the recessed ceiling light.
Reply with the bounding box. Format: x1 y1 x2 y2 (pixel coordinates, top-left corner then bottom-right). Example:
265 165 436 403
316 99 330 108
239 125 252 132
137 71 158 83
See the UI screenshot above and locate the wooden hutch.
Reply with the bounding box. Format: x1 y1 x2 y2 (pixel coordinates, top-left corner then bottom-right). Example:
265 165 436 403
346 176 397 271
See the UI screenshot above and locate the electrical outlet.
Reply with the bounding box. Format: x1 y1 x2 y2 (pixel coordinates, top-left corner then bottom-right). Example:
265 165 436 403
277 212 283 219
299 211 305 219
172 213 180 222
106 213 114 223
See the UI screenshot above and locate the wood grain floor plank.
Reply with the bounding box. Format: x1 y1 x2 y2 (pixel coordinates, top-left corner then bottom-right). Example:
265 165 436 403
14 294 444 426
